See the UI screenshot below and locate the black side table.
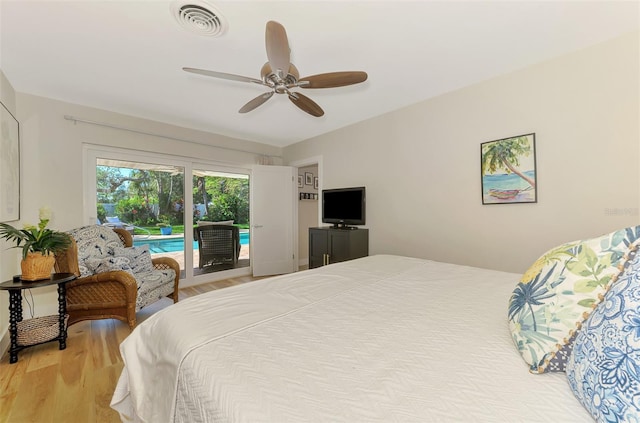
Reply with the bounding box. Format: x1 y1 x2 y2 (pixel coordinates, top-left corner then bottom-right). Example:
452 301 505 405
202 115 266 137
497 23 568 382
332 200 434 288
0 273 76 364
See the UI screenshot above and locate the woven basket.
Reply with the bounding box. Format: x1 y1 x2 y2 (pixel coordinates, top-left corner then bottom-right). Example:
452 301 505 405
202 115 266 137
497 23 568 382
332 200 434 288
21 253 55 281
16 314 69 346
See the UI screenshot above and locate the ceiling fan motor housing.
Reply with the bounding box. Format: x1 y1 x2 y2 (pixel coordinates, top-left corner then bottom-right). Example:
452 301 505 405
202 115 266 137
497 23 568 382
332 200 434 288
260 62 300 89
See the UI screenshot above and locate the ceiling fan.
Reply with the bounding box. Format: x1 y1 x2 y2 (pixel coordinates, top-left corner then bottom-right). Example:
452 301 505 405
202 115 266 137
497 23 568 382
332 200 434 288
183 21 368 117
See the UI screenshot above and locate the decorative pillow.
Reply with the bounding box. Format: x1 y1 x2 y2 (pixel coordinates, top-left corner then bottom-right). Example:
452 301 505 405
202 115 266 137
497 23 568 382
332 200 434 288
508 225 640 373
197 220 234 226
110 245 155 275
566 243 640 421
67 225 123 277
85 256 134 276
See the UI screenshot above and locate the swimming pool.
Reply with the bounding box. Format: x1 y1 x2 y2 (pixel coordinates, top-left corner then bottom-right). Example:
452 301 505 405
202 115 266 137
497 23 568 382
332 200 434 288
134 231 249 254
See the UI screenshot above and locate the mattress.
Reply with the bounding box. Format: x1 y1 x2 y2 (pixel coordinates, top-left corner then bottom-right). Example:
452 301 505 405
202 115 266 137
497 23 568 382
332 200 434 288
111 255 590 422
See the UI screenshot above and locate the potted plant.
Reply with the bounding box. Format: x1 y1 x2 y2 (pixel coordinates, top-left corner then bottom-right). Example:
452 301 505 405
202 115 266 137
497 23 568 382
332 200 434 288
0 206 72 280
156 219 172 236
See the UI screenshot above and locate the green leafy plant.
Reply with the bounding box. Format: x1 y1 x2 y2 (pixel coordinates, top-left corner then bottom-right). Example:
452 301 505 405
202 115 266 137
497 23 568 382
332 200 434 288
156 215 171 227
96 203 107 223
115 197 155 226
0 206 72 259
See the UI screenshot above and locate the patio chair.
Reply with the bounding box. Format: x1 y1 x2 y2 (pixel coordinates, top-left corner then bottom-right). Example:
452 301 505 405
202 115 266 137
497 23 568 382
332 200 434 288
54 225 180 329
194 224 241 268
103 216 135 235
102 216 152 238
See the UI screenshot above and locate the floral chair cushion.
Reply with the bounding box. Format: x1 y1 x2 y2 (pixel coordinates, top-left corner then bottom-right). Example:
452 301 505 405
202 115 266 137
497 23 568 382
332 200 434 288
108 244 175 310
508 226 640 373
67 225 124 277
134 268 176 311
110 244 155 275
566 243 640 421
85 256 135 276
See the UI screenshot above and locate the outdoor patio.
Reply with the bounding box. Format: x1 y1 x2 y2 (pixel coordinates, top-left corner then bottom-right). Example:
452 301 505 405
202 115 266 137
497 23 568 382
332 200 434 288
146 239 250 276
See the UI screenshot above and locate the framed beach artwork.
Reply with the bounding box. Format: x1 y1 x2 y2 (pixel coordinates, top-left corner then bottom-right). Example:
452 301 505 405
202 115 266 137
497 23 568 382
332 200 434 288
481 133 536 205
0 101 19 221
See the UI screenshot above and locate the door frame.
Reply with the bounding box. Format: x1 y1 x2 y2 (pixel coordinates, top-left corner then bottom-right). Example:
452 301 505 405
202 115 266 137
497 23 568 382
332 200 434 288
289 155 323 268
191 161 253 285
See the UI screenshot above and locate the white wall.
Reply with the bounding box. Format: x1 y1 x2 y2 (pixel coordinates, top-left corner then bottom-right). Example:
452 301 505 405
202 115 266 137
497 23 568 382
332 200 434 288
0 69 19 355
16 93 281 227
284 32 640 274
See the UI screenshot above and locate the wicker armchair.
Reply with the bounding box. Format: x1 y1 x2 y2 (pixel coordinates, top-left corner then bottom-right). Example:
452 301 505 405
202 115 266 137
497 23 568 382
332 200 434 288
54 227 179 329
194 225 241 268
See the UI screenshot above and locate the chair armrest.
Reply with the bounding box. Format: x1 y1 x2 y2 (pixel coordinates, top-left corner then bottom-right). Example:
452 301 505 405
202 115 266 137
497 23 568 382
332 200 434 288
152 257 180 302
113 228 133 247
65 270 138 328
54 238 80 275
152 256 180 274
66 271 138 308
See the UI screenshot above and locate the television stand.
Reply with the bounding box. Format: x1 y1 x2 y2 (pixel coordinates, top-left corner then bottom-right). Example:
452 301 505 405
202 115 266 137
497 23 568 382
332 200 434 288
332 223 358 230
309 227 369 269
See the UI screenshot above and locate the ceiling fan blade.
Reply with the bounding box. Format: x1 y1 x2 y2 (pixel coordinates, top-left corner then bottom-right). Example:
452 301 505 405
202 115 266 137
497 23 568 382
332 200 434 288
265 21 290 79
239 92 274 113
288 92 324 117
299 71 368 89
183 67 265 86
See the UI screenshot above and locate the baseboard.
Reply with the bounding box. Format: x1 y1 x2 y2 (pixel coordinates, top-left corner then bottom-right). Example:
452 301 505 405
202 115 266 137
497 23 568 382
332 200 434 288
299 257 308 267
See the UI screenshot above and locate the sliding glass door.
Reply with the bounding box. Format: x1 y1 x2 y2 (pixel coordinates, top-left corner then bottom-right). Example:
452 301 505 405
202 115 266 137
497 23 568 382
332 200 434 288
192 168 250 277
86 146 252 285
96 158 187 275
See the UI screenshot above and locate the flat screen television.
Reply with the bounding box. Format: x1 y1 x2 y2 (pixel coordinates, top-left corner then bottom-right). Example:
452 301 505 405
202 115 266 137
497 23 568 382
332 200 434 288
322 186 366 228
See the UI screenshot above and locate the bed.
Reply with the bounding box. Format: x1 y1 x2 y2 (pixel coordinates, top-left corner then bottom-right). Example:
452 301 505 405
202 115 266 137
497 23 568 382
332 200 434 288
111 255 591 422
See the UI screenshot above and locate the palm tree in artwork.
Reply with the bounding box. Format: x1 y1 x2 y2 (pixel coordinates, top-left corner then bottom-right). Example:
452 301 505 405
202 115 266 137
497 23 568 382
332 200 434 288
482 136 536 190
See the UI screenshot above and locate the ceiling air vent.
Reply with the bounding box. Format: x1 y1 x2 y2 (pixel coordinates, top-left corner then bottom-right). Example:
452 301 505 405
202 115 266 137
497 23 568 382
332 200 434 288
170 0 227 37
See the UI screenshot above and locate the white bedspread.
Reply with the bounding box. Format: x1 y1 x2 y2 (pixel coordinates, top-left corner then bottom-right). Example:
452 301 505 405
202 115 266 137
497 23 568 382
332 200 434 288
111 255 590 422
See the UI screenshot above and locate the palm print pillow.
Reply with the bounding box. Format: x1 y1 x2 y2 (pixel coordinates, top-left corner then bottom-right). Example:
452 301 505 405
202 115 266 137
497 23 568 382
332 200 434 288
508 226 639 373
566 242 640 421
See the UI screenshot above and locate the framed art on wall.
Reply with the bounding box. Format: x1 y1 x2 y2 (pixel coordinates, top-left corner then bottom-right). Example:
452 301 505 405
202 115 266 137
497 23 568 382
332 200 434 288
481 133 537 205
305 172 313 185
314 177 318 189
298 175 303 188
0 101 19 221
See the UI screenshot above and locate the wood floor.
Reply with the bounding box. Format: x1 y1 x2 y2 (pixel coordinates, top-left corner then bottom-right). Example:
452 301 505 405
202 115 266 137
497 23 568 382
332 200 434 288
0 274 263 423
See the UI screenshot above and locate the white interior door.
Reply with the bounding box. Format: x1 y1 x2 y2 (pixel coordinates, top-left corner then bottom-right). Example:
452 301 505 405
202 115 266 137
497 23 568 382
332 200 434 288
251 165 297 277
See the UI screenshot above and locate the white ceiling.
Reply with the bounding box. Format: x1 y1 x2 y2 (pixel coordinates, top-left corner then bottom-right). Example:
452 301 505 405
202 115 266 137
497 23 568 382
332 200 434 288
1 0 638 147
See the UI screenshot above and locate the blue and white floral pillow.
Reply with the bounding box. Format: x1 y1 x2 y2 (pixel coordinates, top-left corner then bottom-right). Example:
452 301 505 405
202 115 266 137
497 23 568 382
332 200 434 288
566 243 640 422
508 226 640 373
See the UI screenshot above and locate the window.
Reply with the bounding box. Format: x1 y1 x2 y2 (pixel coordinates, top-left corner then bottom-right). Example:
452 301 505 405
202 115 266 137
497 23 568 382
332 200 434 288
86 146 251 284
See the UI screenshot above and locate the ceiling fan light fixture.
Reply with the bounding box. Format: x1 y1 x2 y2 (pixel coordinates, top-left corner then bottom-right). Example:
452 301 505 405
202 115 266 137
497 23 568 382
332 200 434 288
170 0 227 37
